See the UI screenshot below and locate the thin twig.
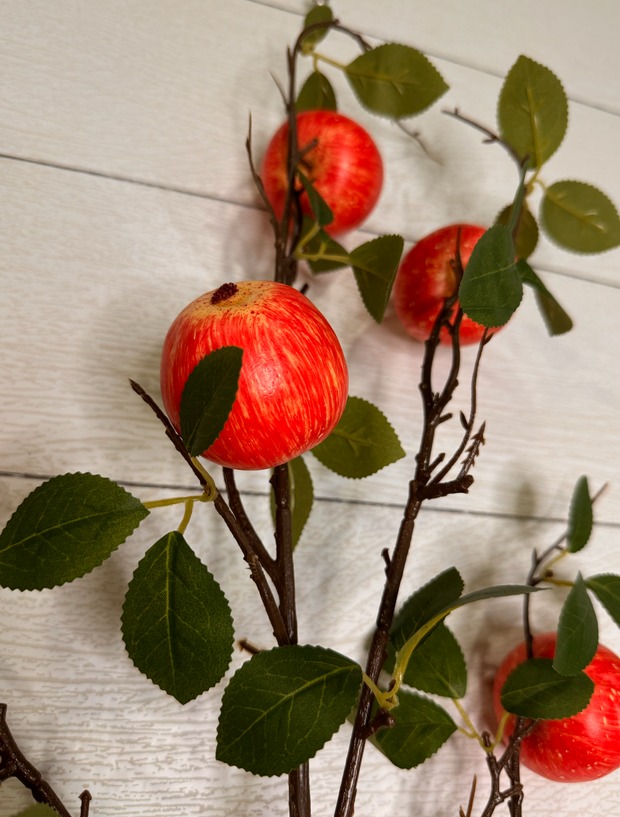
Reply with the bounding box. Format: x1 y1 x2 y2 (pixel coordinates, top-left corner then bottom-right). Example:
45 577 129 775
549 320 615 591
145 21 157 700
0 704 87 817
223 467 279 584
443 108 522 167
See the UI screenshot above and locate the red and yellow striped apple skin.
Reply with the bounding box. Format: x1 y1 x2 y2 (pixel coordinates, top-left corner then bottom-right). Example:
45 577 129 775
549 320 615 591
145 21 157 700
160 281 348 471
261 110 383 237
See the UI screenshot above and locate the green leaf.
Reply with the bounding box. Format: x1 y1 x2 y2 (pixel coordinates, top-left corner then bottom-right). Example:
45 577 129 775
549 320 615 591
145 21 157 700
554 573 598 676
349 235 404 323
495 203 539 259
345 44 448 119
371 689 456 769
399 623 467 698
300 217 349 273
298 172 334 228
270 456 314 549
500 657 594 719
180 346 243 457
497 55 568 169
310 396 405 478
122 531 234 705
458 224 523 328
216 644 361 776
297 70 337 113
389 568 464 656
541 181 620 253
300 3 333 53
566 475 593 553
11 806 59 817
517 259 573 336
0 473 148 591
586 574 620 628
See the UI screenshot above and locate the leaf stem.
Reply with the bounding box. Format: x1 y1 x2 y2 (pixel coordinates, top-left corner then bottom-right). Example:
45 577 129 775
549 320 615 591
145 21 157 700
143 494 207 509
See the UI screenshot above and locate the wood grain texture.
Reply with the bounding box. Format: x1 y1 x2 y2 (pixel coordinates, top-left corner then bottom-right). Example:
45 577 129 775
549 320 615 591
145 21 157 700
1 0 620 815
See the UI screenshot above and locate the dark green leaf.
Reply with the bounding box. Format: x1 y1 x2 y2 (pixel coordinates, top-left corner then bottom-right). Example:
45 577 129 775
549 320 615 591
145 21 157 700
495 204 539 259
500 657 594 719
497 55 568 168
350 235 404 323
399 623 467 698
371 689 456 768
389 568 464 656
554 573 598 675
310 396 405 478
301 3 333 53
180 346 243 457
0 473 148 590
345 44 448 119
298 172 334 228
11 807 59 817
586 574 620 628
216 645 361 776
517 259 573 336
300 217 349 273
122 531 234 705
541 181 620 253
445 585 541 611
297 70 337 113
270 456 314 549
566 475 593 553
459 224 523 328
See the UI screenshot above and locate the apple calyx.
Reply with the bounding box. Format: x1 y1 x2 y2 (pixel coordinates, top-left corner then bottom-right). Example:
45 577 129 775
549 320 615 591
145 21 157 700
211 283 239 305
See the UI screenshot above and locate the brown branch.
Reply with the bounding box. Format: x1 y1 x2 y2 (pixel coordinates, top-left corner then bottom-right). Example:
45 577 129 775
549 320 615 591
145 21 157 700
129 379 211 492
0 704 89 817
271 464 298 645
443 108 523 167
214 494 290 646
222 467 279 585
130 380 290 646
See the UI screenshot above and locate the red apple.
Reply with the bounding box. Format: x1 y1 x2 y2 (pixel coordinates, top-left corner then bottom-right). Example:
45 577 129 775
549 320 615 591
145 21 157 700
393 223 497 346
493 632 620 782
261 110 383 237
160 281 348 471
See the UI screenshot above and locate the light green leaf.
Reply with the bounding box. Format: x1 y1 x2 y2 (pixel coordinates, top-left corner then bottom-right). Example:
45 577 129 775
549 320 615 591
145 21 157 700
345 44 448 119
554 573 598 676
371 689 456 768
298 172 334 228
180 346 243 457
459 224 523 327
216 644 361 776
270 456 314 549
297 70 337 113
122 531 234 704
517 259 573 336
495 203 539 260
300 217 349 273
541 181 620 253
566 475 593 553
586 574 620 629
497 55 568 168
300 3 333 53
0 473 148 590
311 396 405 478
500 658 594 719
350 234 404 323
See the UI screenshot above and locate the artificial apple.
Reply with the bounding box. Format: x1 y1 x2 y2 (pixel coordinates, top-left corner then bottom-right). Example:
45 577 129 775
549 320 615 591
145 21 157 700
393 223 496 346
493 632 620 782
261 109 383 237
160 280 348 471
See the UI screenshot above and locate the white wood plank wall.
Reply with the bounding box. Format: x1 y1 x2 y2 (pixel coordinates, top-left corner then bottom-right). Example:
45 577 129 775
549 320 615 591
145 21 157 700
1 1 619 815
